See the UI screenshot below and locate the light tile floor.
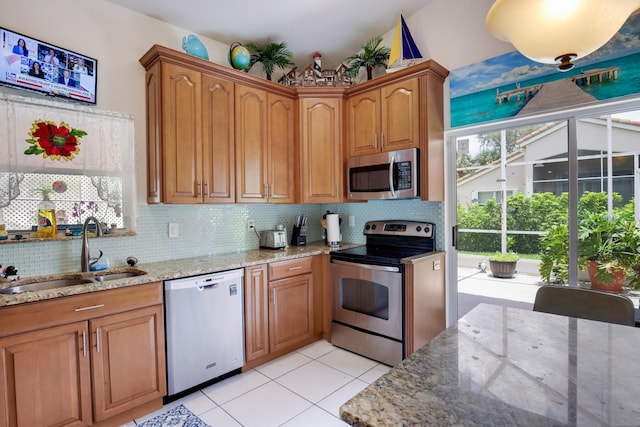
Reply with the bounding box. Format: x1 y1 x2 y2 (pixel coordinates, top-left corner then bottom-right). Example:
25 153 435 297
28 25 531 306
123 340 390 427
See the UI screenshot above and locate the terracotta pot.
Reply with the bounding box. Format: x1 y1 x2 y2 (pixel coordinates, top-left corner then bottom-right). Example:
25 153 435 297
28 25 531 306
587 260 625 292
489 260 517 279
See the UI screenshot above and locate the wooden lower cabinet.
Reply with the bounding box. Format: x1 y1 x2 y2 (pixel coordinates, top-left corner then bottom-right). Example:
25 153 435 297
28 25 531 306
244 257 316 370
0 322 92 427
404 253 446 356
91 305 165 423
269 274 313 353
244 264 269 362
0 283 165 427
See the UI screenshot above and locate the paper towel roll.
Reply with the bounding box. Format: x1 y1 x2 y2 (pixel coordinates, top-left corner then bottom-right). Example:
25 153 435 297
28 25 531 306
326 214 340 245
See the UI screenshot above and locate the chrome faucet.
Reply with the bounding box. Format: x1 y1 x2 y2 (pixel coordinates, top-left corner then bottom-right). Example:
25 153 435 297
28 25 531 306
81 216 103 272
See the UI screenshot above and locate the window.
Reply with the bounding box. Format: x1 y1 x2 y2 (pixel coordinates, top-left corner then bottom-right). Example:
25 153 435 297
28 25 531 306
1 172 123 231
0 93 135 234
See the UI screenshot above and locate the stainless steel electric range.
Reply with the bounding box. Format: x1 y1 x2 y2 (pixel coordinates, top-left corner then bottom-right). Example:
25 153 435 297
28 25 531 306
329 220 435 366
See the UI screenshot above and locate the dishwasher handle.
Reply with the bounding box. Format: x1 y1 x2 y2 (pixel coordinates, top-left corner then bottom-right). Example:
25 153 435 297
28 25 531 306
164 268 244 291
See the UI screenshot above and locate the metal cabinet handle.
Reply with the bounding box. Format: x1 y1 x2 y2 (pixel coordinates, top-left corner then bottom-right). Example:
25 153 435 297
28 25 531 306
388 155 396 198
74 304 105 312
330 259 400 272
82 331 87 357
272 288 277 307
96 327 102 353
380 133 384 148
374 133 378 148
198 181 203 198
288 266 302 271
204 182 209 197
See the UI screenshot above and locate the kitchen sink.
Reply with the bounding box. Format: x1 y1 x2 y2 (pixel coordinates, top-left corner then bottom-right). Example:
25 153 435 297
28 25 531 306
0 278 95 295
92 270 147 282
0 269 148 295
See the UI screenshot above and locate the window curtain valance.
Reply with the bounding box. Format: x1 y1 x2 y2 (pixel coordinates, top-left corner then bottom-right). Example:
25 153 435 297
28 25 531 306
0 92 136 229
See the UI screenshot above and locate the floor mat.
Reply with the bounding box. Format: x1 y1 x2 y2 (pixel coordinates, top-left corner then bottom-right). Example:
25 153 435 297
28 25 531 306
137 404 210 427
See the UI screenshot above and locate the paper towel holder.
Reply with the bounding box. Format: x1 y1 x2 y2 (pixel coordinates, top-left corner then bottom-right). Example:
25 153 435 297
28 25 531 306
324 211 341 249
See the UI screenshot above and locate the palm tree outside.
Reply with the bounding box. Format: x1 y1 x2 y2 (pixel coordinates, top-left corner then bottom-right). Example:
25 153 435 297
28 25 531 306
245 41 295 81
346 36 391 80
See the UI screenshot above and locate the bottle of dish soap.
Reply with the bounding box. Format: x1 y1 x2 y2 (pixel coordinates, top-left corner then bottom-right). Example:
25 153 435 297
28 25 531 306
36 189 57 238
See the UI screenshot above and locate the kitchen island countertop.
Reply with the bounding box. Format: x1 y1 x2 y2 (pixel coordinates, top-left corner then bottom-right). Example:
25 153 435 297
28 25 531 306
340 303 640 426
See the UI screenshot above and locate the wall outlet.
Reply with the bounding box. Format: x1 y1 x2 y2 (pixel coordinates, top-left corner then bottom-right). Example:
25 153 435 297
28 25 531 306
247 219 255 231
348 215 355 227
168 222 179 238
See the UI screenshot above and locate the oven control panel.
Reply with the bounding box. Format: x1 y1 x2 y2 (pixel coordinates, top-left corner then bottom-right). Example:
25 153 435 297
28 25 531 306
363 220 434 238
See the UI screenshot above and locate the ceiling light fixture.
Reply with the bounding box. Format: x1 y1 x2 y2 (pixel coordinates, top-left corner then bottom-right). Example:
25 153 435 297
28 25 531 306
486 0 640 71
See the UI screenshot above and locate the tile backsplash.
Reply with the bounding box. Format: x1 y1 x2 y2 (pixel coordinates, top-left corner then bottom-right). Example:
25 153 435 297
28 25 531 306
1 200 443 277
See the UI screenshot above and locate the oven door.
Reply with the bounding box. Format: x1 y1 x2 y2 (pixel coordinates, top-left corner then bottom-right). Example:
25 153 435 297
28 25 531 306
330 258 403 340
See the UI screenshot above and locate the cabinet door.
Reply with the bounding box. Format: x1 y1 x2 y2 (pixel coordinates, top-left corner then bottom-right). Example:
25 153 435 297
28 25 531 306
299 97 342 203
202 74 235 203
269 273 313 353
267 93 296 203
236 85 268 203
161 63 203 203
347 89 380 157
381 78 420 152
91 305 166 422
245 265 269 362
0 322 92 427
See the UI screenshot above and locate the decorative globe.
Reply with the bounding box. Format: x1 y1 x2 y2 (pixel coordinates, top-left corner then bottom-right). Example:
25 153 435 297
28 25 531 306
228 42 251 70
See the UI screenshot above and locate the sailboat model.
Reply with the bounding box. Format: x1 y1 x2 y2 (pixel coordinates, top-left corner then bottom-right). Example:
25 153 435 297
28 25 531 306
386 14 423 73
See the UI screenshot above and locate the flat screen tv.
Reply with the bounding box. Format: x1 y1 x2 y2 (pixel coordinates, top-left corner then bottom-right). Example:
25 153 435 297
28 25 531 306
0 27 97 104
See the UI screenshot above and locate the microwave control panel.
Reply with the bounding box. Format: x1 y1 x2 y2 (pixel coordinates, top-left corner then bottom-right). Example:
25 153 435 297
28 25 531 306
396 161 412 190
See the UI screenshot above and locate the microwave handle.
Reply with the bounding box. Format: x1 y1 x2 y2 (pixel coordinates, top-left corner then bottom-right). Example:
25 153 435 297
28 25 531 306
388 155 397 198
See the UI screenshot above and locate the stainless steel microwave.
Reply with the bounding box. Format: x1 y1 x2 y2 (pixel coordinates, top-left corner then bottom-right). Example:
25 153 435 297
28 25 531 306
347 148 419 200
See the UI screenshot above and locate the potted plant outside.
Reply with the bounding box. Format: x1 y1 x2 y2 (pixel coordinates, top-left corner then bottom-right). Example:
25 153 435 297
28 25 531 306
489 252 519 279
244 40 295 81
578 212 640 292
345 35 391 81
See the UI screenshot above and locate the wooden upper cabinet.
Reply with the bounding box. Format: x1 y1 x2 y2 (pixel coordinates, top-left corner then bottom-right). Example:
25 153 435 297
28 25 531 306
202 74 235 203
235 86 296 204
346 89 380 156
235 85 268 203
299 96 343 203
267 93 296 203
381 78 420 152
161 62 202 204
347 77 419 157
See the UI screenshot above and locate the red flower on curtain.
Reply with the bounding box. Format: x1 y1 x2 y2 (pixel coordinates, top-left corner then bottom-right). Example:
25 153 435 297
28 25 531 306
24 120 87 161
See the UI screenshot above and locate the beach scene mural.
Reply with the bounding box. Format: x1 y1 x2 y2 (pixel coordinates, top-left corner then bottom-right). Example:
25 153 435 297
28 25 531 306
450 14 640 128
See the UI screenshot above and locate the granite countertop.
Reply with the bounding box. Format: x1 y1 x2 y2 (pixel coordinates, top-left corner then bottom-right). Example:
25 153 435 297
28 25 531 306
340 303 640 426
0 241 361 307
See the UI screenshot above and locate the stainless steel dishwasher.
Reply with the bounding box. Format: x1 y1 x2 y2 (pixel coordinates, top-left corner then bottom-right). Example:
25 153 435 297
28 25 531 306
164 268 245 399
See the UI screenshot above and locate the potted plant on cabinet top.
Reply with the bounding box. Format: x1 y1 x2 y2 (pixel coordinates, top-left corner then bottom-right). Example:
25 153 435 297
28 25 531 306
244 40 295 81
345 35 391 81
489 252 519 279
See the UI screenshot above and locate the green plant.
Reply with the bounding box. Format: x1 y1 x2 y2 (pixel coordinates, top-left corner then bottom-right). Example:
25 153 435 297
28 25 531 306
245 40 294 81
345 35 390 80
489 252 519 262
539 224 569 284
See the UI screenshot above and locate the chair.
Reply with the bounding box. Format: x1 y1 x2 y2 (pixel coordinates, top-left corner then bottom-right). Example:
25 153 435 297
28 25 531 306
533 285 636 326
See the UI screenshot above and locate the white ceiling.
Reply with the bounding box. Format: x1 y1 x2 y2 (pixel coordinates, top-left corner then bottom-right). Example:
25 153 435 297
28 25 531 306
105 0 432 68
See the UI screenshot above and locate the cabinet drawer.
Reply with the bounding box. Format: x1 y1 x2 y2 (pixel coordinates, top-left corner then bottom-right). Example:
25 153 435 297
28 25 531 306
269 257 312 281
0 282 163 338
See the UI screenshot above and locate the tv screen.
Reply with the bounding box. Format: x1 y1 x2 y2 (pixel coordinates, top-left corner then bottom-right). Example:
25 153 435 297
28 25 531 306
0 27 97 104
